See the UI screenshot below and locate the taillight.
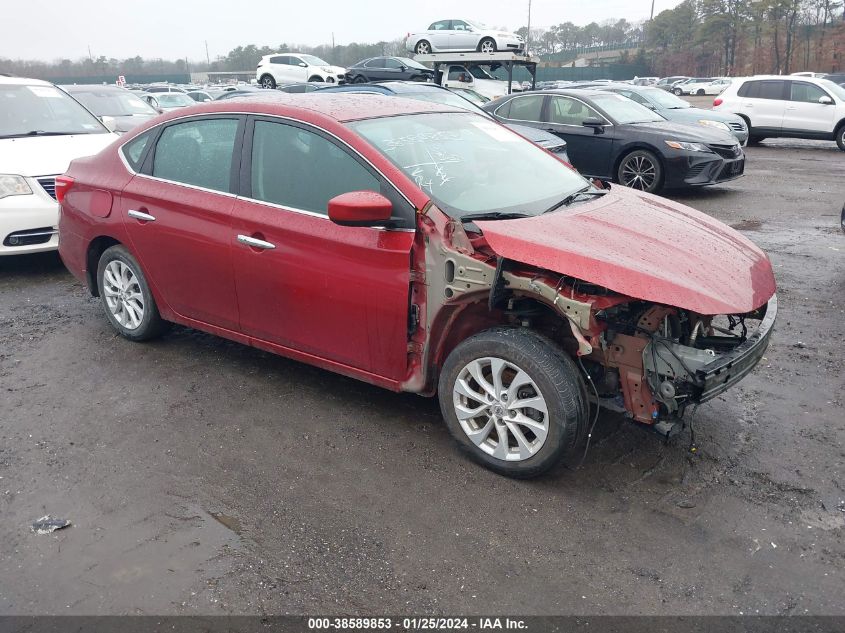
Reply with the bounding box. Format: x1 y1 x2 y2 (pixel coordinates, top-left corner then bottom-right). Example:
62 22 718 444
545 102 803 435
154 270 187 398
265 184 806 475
713 97 723 107
55 175 75 204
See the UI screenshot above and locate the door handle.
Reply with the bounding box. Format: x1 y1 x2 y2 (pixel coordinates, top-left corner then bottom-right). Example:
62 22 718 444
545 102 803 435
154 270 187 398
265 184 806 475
128 209 156 222
237 234 276 250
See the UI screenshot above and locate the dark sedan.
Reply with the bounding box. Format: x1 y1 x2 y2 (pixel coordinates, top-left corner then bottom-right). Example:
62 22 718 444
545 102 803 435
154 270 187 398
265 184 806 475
345 57 434 84
483 89 745 193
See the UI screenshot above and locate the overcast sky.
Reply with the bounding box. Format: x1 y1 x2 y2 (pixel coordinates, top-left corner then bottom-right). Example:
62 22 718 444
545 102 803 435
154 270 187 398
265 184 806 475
3 0 683 62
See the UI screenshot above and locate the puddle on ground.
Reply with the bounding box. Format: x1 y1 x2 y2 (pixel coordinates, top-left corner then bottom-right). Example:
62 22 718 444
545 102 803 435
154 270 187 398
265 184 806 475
731 219 765 231
209 512 242 535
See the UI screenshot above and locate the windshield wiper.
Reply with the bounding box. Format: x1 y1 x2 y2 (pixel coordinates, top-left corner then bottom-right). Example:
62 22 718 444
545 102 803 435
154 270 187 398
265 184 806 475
542 187 607 215
460 211 532 223
3 130 77 138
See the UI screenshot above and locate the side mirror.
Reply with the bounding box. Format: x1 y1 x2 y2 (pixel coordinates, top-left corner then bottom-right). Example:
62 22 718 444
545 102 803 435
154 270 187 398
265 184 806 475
582 117 607 133
328 191 393 227
298 62 308 67
819 95 833 105
100 115 118 132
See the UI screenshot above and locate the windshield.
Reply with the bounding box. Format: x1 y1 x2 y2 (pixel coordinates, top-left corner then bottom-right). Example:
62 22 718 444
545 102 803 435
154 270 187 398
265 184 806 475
466 20 491 30
349 113 588 219
468 66 496 80
66 88 158 116
299 55 331 67
590 93 664 124
818 79 845 100
640 87 690 109
0 84 107 138
453 88 489 106
156 93 195 107
397 57 429 70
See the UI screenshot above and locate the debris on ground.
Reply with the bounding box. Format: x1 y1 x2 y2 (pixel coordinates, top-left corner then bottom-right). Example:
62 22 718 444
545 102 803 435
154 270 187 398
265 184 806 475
30 516 71 534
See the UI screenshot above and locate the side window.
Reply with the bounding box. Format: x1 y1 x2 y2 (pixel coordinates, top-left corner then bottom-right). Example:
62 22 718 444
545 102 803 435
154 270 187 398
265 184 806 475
548 97 600 125
383 58 403 69
364 58 385 68
429 21 449 30
452 20 469 31
758 81 785 100
122 130 152 171
507 95 545 122
494 99 512 118
152 118 239 192
250 120 380 215
616 89 648 106
270 56 286 64
448 66 469 81
790 82 827 103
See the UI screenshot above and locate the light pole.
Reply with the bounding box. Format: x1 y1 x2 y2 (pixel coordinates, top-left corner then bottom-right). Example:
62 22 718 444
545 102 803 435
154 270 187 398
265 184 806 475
526 0 532 54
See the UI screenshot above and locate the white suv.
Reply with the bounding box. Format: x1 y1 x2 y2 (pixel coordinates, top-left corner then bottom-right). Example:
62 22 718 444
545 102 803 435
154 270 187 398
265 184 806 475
1 76 118 256
256 53 346 89
713 75 845 150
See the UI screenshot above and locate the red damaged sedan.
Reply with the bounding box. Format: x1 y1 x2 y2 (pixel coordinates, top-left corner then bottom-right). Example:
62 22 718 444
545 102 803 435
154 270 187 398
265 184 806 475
58 95 776 478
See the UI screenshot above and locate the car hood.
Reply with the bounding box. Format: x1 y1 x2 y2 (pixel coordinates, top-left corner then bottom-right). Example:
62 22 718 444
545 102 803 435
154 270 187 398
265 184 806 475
0 133 118 177
626 120 737 144
475 186 775 315
659 106 742 125
505 123 567 148
110 114 157 133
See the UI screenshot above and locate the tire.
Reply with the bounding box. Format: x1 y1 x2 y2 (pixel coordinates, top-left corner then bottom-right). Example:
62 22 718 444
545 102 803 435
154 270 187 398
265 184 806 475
96 245 167 342
673 87 683 95
835 124 845 151
438 327 588 479
259 74 276 89
617 149 663 193
353 75 368 84
414 40 431 55
308 75 324 83
747 135 765 146
478 37 497 53
696 89 705 96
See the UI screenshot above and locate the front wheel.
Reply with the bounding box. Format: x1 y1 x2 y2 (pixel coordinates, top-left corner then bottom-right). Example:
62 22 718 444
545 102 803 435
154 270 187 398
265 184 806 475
836 125 845 151
478 38 497 53
438 328 588 478
673 87 683 95
96 245 167 342
259 74 276 89
696 89 705 96
617 150 663 193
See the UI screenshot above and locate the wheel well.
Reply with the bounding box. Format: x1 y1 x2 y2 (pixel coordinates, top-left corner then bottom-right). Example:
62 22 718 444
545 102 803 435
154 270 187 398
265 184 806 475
85 236 121 296
612 144 665 182
427 297 576 393
835 118 845 135
737 113 751 128
259 73 274 81
308 75 324 82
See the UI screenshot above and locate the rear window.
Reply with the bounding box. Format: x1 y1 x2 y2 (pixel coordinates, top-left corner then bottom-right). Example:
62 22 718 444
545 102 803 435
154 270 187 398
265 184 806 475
738 80 785 99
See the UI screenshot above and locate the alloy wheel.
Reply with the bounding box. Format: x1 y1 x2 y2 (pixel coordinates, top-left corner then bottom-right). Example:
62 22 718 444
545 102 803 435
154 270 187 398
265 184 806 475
479 39 496 53
621 155 657 191
453 357 549 462
102 260 144 330
416 41 430 55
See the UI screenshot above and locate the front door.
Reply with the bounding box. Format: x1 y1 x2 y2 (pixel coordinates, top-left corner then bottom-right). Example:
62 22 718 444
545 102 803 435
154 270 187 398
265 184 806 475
783 81 837 134
544 95 614 178
121 116 243 330
230 117 415 380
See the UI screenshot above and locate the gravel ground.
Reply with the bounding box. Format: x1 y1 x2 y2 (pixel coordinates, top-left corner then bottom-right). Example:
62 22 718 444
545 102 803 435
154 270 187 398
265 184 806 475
1 123 843 616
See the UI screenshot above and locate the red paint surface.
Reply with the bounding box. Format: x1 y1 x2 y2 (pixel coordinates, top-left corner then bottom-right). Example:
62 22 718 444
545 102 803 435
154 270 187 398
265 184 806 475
477 186 776 315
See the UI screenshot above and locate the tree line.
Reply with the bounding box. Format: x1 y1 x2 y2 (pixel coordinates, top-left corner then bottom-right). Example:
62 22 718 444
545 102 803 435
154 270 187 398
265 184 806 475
1 2 842 82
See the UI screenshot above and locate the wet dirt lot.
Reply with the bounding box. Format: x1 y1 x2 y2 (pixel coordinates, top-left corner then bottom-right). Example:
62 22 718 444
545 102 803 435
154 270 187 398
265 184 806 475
1 133 843 616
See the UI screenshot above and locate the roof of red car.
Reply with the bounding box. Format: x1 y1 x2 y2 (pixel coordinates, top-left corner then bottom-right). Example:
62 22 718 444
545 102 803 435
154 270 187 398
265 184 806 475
157 92 464 124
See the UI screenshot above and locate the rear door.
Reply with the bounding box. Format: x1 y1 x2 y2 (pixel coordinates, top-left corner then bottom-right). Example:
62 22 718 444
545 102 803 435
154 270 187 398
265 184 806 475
543 95 614 178
737 79 787 132
121 116 244 330
230 116 416 380
783 81 837 134
450 20 478 50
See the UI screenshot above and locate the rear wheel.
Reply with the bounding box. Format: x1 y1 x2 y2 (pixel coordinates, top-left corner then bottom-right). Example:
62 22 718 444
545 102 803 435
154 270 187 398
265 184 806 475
478 38 497 53
96 245 167 342
835 124 845 151
747 135 766 146
673 87 683 95
259 74 276 89
696 89 705 96
353 75 368 84
414 40 431 55
438 328 587 479
617 149 663 193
